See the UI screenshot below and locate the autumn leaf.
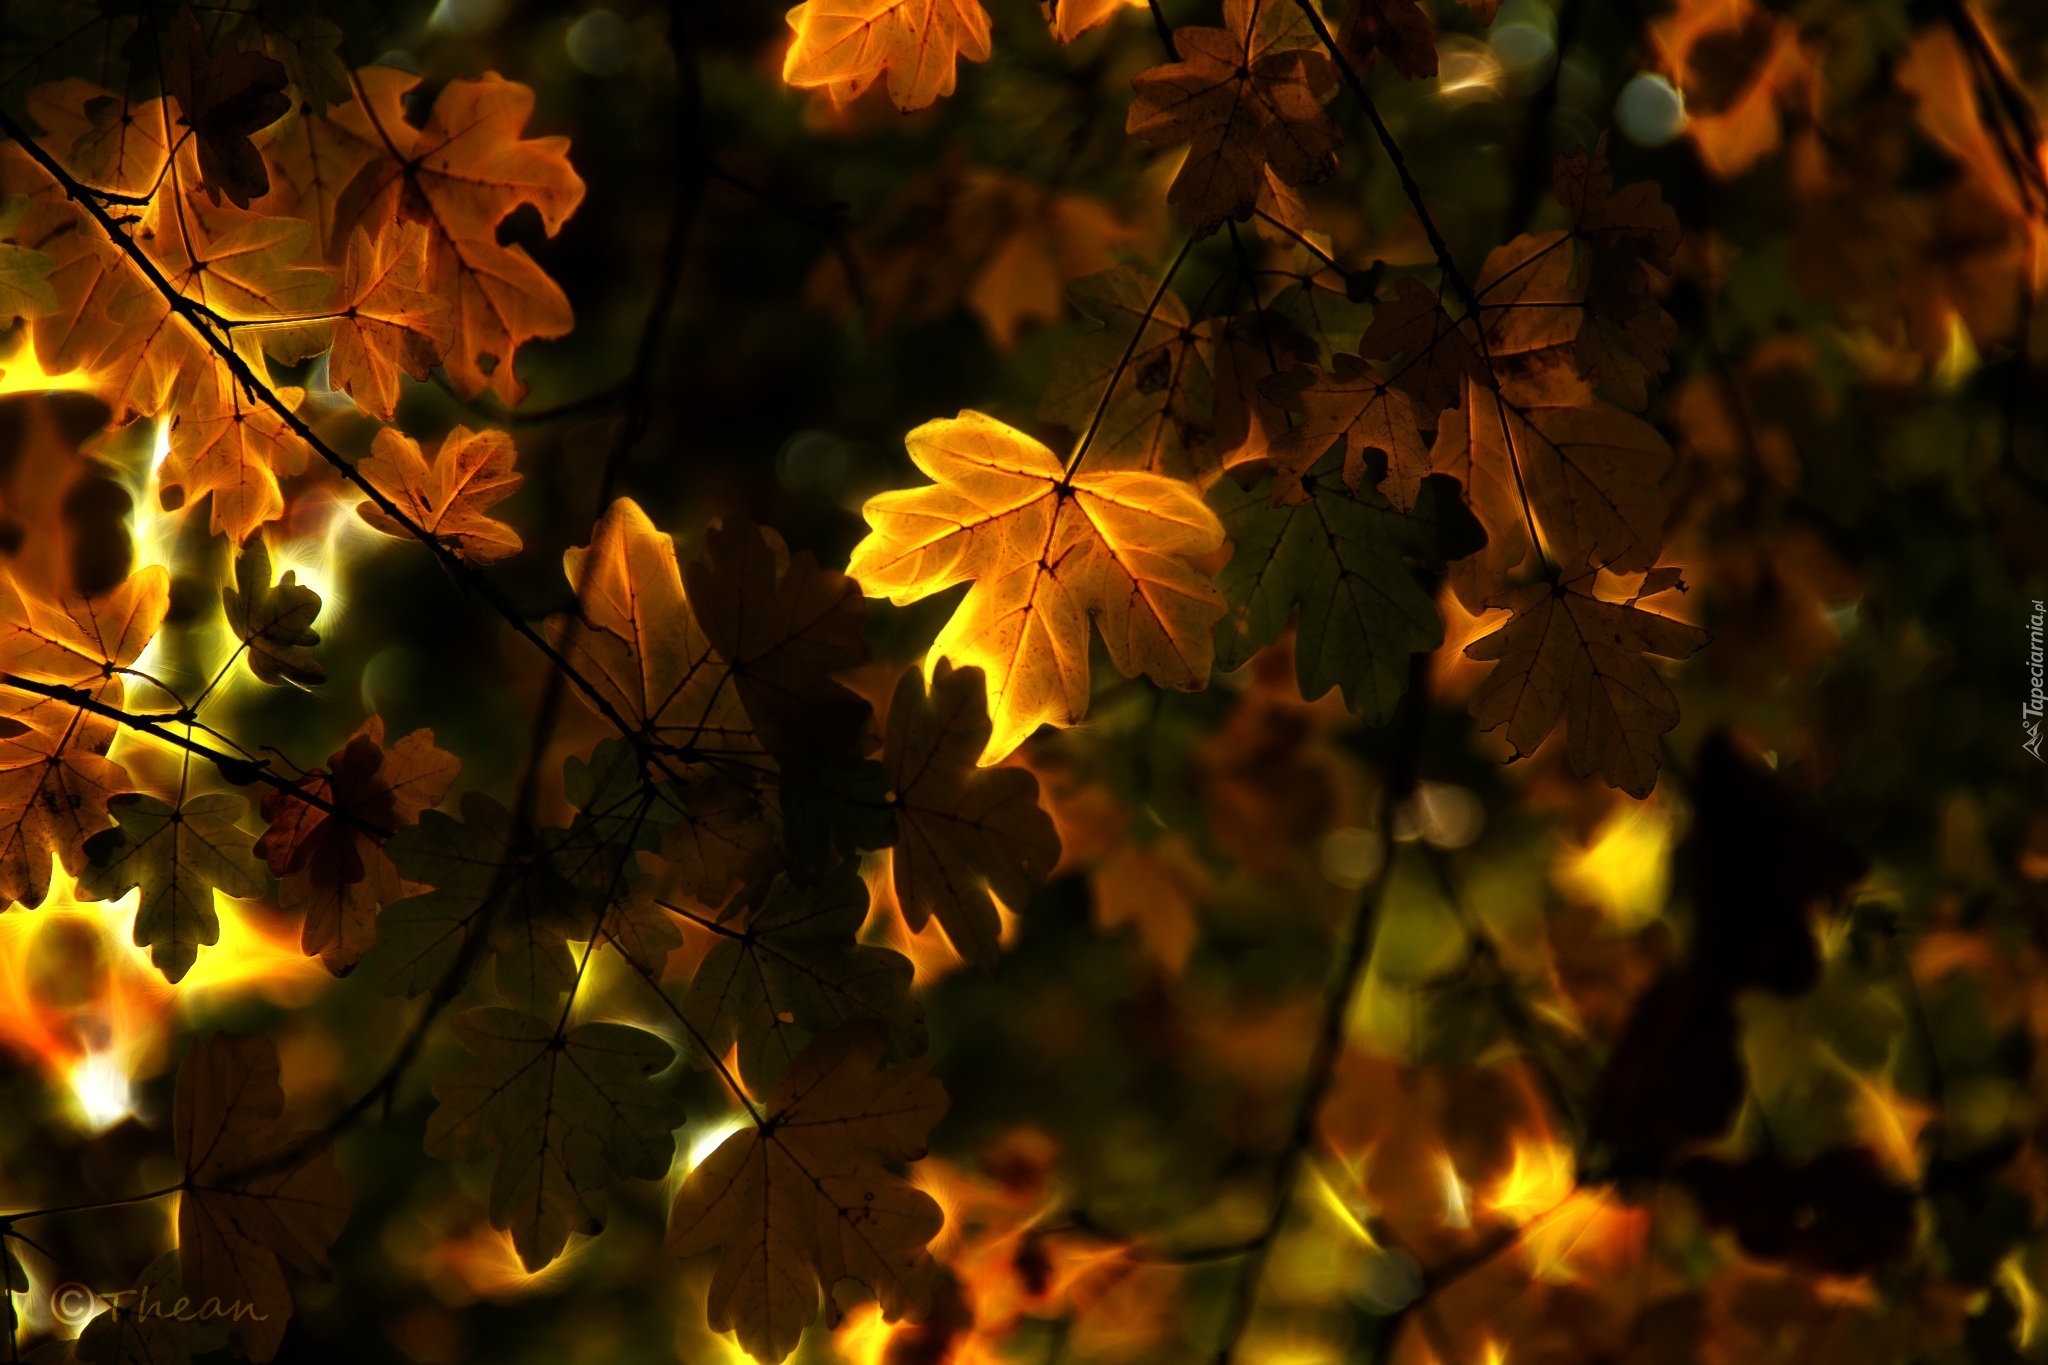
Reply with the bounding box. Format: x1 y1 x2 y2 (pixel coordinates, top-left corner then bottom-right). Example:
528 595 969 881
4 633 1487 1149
1355 276 1490 418
325 222 455 420
782 0 993 113
1464 562 1708 798
221 533 325 688
1338 0 1439 80
255 716 459 972
1211 453 1444 720
553 498 760 762
1261 350 1432 507
330 71 585 406
1126 0 1340 238
1430 361 1674 610
666 1024 948 1364
681 864 923 1090
356 424 523 564
0 561 168 687
566 735 778 914
425 1007 686 1271
376 791 590 1011
1210 310 1319 472
884 662 1060 971
0 196 58 325
25 84 177 200
847 410 1227 761
0 698 129 909
166 3 291 208
684 515 873 762
77 792 267 984
160 379 313 541
174 1033 349 1362
1037 266 1215 477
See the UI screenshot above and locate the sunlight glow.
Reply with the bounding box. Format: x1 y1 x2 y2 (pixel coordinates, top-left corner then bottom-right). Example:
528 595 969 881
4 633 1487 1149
0 860 328 1130
0 336 97 396
1485 1138 1576 1224
1437 1151 1471 1229
1552 795 1677 931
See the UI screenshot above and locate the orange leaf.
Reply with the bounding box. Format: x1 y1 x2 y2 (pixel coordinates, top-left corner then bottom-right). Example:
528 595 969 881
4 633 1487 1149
326 222 455 420
847 410 1226 761
356 424 523 564
159 374 313 541
1126 0 1340 239
782 0 994 113
331 71 585 407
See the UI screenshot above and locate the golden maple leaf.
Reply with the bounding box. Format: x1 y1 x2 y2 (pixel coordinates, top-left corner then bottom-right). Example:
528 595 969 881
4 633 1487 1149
782 0 994 113
847 410 1225 761
356 424 523 564
325 222 455 420
327 70 585 406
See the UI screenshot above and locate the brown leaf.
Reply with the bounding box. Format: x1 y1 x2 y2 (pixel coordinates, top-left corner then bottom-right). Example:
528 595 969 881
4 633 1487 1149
1357 275 1489 419
666 1025 948 1364
685 515 873 763
255 716 459 972
1338 0 1439 80
174 1034 349 1362
1262 352 1432 506
1210 310 1319 472
782 0 993 112
165 4 290 208
884 662 1061 972
1126 0 1340 238
356 424 523 564
1464 563 1709 797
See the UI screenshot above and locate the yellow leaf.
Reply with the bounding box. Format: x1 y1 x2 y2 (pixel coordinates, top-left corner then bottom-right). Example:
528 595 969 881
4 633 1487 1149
847 410 1225 761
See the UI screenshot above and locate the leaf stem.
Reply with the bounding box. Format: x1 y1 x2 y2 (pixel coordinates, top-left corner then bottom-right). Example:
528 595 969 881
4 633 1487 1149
1064 237 1195 480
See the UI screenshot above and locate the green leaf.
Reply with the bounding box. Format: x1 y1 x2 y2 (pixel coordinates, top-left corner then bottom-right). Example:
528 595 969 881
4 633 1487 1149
0 196 57 325
1211 452 1443 720
221 536 325 688
77 792 267 984
376 792 586 1010
683 864 923 1091
425 1007 686 1271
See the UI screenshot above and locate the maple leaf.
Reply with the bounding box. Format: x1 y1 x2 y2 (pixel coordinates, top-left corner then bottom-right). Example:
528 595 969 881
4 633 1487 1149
160 379 313 541
221 533 325 687
782 0 993 113
174 1033 349 1362
1464 563 1709 798
684 515 873 762
425 1006 687 1271
77 792 267 984
0 197 58 325
255 716 459 973
1429 361 1674 610
883 662 1060 972
376 792 590 1011
166 3 291 208
847 410 1227 761
1210 310 1320 472
1355 276 1490 418
1126 0 1341 239
666 1024 948 1365
1553 139 1682 410
553 498 759 763
25 84 177 200
682 864 923 1090
1261 351 1432 507
0 561 168 687
1037 266 1215 477
1211 454 1445 720
356 424 523 564
325 222 456 420
566 736 778 917
329 71 586 406
1338 0 1439 80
